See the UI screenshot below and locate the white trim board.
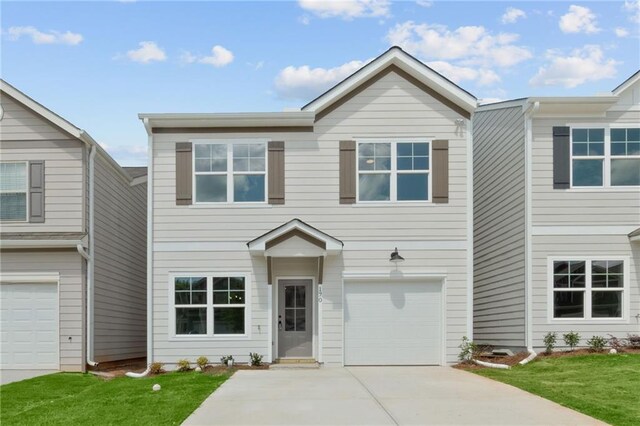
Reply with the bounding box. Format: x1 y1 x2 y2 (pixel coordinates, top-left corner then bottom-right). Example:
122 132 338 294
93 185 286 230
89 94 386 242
532 226 639 236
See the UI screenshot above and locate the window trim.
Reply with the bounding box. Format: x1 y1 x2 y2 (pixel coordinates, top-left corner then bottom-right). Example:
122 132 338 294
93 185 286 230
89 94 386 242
191 139 269 205
355 138 432 203
0 161 29 223
547 256 630 324
568 124 640 189
168 272 252 340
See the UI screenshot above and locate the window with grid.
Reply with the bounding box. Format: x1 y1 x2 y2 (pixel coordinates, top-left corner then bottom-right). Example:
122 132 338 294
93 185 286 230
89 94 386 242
174 277 207 335
284 285 306 331
571 129 604 187
212 277 246 335
0 162 27 221
610 128 640 186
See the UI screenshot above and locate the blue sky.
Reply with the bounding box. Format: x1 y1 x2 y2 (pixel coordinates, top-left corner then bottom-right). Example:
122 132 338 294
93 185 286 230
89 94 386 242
2 1 639 166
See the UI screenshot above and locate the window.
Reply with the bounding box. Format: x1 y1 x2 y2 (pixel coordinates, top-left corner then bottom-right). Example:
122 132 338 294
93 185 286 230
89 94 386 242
194 142 266 203
571 127 640 187
552 259 625 320
172 275 248 337
0 162 28 221
357 140 430 202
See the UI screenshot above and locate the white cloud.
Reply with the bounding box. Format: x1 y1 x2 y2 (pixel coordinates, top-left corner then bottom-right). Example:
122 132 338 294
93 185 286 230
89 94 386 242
530 45 618 88
126 41 166 63
181 45 234 68
102 143 148 166
274 58 372 100
7 26 83 45
299 15 311 25
386 21 532 68
426 61 500 86
416 1 433 7
559 5 600 34
501 7 526 24
478 97 505 105
298 0 390 20
615 27 629 37
623 0 640 23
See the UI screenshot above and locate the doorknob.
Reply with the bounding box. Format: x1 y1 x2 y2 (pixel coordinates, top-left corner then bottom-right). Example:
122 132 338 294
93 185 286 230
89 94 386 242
278 315 283 331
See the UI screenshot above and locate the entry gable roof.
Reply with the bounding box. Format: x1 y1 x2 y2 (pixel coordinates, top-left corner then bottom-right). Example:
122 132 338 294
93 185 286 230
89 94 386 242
301 46 477 120
247 219 343 255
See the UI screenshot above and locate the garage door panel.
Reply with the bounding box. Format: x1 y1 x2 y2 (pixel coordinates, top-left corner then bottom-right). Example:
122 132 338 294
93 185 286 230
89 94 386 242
0 283 59 369
344 281 442 366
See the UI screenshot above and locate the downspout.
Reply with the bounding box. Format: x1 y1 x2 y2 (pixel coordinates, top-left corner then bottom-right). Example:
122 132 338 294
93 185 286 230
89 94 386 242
520 100 540 366
127 118 153 378
86 143 98 367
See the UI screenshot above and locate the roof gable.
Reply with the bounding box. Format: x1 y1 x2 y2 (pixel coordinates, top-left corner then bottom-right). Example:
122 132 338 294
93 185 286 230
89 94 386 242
302 47 477 120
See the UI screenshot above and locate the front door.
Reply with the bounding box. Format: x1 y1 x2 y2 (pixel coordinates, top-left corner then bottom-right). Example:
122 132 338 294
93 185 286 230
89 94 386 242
278 279 312 358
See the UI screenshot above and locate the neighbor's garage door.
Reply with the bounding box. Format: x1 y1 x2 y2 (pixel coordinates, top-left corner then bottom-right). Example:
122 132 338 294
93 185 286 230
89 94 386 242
344 281 442 365
0 283 59 369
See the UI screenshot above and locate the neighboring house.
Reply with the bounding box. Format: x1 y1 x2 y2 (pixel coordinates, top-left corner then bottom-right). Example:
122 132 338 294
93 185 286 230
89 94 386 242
473 71 640 353
140 47 476 368
0 80 147 372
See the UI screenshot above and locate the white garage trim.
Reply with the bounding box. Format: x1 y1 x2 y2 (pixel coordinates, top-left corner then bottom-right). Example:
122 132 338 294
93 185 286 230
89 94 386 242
342 272 447 366
0 273 61 370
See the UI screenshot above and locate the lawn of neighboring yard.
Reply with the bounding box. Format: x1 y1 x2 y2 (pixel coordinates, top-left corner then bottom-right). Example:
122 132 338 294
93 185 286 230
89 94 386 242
473 353 640 426
0 371 230 426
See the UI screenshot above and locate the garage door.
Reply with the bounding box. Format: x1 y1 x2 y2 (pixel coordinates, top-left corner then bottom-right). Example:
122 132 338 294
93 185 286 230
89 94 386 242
344 281 442 365
0 283 59 369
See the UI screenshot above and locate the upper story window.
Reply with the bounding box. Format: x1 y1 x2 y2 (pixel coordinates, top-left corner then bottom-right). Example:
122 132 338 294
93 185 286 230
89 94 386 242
194 142 266 203
357 140 431 202
0 162 27 222
571 127 640 187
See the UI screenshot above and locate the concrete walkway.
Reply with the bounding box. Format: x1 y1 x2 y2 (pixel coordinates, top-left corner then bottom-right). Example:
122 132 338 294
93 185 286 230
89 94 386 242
183 367 605 426
0 369 57 385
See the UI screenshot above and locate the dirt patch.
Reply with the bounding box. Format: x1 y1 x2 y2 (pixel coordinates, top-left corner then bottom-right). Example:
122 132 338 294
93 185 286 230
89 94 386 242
476 352 530 366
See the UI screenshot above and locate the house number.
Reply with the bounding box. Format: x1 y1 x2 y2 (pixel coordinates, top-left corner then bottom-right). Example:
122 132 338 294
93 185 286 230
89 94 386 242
318 285 323 303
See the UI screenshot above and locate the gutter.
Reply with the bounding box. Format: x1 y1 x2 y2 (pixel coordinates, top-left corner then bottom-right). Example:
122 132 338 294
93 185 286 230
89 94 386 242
127 117 153 378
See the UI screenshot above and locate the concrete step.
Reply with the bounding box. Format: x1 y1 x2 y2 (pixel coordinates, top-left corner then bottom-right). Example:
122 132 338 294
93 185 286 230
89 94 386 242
269 362 320 369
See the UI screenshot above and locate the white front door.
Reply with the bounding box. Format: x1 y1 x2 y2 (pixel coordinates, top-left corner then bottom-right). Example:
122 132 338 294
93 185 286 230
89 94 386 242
278 279 313 358
0 283 59 369
344 280 443 365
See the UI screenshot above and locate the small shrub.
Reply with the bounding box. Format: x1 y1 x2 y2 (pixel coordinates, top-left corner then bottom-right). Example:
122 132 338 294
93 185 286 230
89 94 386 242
607 334 627 352
458 336 477 362
149 362 164 374
196 356 209 369
176 359 191 372
563 331 580 351
587 335 607 352
628 334 640 348
220 355 234 366
249 352 263 366
543 332 557 354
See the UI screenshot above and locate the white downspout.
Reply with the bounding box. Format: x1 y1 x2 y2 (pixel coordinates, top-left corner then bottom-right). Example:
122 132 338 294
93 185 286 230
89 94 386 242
127 118 153 378
520 101 540 366
86 144 98 367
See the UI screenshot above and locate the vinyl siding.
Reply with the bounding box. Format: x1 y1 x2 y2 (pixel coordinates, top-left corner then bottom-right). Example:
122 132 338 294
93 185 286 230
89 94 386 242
92 153 147 362
0 94 85 233
151 70 471 366
0 250 85 371
472 105 526 349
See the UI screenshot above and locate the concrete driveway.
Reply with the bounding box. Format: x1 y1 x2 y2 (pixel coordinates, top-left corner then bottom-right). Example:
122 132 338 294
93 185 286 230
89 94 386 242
0 369 57 385
183 366 604 425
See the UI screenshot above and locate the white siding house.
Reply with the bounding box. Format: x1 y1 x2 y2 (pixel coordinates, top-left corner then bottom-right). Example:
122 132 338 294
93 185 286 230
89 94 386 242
142 47 477 368
473 72 640 352
0 80 147 372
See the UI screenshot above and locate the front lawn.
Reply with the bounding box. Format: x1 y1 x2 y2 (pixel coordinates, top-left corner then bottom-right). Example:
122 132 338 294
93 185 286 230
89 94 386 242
0 371 230 426
472 353 640 426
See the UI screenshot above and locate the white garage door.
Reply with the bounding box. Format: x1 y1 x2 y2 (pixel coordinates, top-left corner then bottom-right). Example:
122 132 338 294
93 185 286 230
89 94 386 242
344 281 442 365
0 283 59 369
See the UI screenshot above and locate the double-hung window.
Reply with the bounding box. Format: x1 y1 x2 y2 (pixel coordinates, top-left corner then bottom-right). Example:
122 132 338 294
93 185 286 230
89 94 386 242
0 162 28 221
357 140 431 202
172 275 248 337
552 259 625 320
571 127 640 187
194 142 266 203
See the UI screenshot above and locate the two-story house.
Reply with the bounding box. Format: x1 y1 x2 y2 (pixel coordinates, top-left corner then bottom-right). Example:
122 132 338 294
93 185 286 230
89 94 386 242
140 47 477 368
0 81 147 372
473 71 640 353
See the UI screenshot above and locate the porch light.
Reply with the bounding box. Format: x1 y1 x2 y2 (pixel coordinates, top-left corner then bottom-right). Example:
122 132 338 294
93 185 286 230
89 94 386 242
389 247 404 263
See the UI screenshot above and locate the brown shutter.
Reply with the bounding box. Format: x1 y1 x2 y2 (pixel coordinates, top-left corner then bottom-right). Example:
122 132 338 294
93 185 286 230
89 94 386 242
28 161 45 222
175 142 192 205
553 126 570 189
339 140 356 204
268 141 285 204
432 140 449 203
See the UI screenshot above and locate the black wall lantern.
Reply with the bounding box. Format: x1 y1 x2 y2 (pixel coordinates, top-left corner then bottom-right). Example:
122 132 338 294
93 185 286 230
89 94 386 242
389 247 404 264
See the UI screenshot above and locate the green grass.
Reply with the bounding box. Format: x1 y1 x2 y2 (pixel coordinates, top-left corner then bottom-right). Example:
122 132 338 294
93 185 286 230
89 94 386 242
0 371 230 426
473 353 640 426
